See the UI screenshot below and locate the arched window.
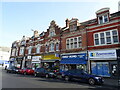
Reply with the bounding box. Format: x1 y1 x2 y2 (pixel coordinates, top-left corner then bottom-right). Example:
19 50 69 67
56 43 59 51
36 46 40 53
49 43 54 52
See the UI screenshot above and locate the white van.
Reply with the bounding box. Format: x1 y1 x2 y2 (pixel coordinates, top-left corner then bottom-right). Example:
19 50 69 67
3 61 10 70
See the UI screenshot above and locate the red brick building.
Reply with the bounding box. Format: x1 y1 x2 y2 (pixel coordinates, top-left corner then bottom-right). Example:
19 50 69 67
85 8 120 77
60 18 88 71
10 7 120 77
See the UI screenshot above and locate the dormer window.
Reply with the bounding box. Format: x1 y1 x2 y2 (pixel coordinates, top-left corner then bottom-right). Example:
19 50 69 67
50 31 55 37
98 14 109 24
70 24 77 31
96 8 110 24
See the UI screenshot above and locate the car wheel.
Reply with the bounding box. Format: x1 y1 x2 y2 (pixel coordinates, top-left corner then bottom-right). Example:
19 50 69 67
65 76 70 81
34 73 37 77
57 75 62 79
88 78 95 85
24 72 27 75
45 74 49 78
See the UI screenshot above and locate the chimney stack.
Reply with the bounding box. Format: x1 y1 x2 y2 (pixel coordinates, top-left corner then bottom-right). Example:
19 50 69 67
34 30 39 37
65 18 70 27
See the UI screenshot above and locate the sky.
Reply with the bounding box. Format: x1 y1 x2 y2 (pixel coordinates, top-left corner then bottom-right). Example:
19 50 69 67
0 0 120 47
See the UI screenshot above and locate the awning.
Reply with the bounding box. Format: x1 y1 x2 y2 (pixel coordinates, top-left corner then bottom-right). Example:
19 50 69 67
60 59 87 64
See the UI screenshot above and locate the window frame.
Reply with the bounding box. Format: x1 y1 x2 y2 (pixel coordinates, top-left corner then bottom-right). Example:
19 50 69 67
66 36 82 49
94 29 119 46
98 14 109 24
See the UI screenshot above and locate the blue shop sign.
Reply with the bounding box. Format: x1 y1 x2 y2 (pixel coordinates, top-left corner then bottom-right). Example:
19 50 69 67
60 53 87 64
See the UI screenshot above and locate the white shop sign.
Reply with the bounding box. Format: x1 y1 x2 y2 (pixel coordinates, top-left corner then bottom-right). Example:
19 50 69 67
27 56 31 59
89 50 117 59
32 56 41 63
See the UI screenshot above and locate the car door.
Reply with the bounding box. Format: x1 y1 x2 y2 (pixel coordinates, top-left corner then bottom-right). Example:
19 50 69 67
74 70 87 82
39 68 46 76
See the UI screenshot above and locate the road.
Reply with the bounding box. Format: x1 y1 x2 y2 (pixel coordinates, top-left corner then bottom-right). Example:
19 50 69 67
1 67 118 90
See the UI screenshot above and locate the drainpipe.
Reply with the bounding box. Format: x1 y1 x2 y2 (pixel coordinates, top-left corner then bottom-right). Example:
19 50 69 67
85 25 91 74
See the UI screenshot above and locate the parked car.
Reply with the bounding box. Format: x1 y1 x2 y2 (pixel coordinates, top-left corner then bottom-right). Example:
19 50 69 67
6 66 20 73
34 68 56 78
25 68 34 75
18 68 34 75
62 69 104 85
18 68 26 74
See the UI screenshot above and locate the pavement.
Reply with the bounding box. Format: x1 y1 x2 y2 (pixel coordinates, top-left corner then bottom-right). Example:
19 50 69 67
103 77 120 89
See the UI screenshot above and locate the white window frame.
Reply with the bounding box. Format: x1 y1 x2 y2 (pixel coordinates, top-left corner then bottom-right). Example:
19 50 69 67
94 29 119 46
56 43 59 51
49 43 54 52
19 47 24 55
66 36 82 49
12 49 16 56
28 46 32 54
45 45 48 53
36 45 40 54
98 14 109 24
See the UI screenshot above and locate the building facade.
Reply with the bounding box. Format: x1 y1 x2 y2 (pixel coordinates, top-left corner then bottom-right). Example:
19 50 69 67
0 46 11 64
10 7 120 77
60 18 88 72
86 8 120 77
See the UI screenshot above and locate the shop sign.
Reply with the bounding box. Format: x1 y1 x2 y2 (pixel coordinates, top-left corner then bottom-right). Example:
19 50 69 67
27 56 31 59
62 53 87 60
17 57 23 60
10 58 16 61
89 50 117 59
32 56 41 63
43 54 60 60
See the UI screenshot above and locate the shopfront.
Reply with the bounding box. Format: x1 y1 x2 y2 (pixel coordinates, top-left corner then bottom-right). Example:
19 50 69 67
9 58 16 67
25 55 32 68
16 57 24 68
42 54 60 69
60 53 87 72
89 49 117 77
32 56 42 70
